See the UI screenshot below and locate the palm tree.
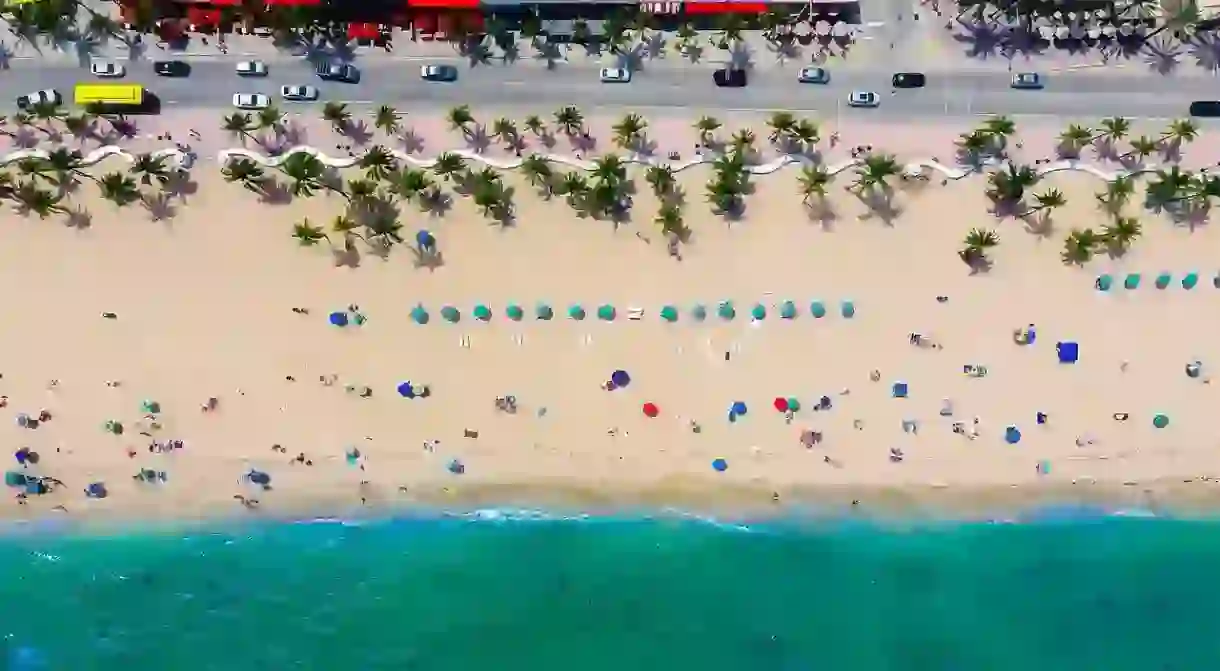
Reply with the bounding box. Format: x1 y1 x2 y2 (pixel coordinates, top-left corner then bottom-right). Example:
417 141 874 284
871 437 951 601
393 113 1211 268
255 105 285 134
27 101 64 133
1061 229 1102 266
1027 188 1065 215
373 105 402 136
1148 165 1195 204
852 154 901 192
612 113 647 151
730 129 756 156
558 172 590 204
694 116 721 146
1161 118 1199 146
446 105 475 136
523 115 546 136
553 106 584 135
11 181 65 218
798 165 831 203
1121 136 1159 163
130 152 171 187
98 172 141 207
655 202 690 242
386 167 434 202
1102 216 1142 256
766 111 797 145
431 152 467 182
292 219 329 246
959 227 999 270
981 115 1017 150
360 145 397 182
278 152 328 199
1057 124 1092 158
956 131 990 165
591 154 627 184
221 157 269 193
1093 117 1130 146
520 155 554 195
42 147 91 186
1095 176 1135 215
986 163 1038 203
364 210 405 248
715 14 746 50
62 113 93 142
789 120 819 153
645 165 675 198
322 101 352 134
492 118 519 147
221 112 257 146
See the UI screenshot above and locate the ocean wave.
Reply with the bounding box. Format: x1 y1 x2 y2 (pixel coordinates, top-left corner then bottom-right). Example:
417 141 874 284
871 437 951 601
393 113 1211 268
215 145 1164 182
0 145 194 169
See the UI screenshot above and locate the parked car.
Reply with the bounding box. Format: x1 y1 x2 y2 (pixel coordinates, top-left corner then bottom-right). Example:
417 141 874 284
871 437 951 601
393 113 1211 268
235 60 268 77
847 91 880 108
232 93 270 110
1189 100 1220 117
90 61 126 78
16 89 61 110
316 62 359 83
891 72 926 88
420 64 459 82
713 68 747 88
280 85 319 102
599 67 631 83
153 60 191 77
1010 72 1044 90
798 66 830 84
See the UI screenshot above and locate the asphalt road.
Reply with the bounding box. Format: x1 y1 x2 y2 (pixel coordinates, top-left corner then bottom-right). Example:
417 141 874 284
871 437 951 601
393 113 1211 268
3 60 1215 120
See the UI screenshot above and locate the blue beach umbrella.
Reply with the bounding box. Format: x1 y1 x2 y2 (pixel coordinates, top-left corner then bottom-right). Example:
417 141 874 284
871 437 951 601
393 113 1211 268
731 401 747 416
397 382 416 398
85 482 107 498
840 300 856 318
810 301 827 318
712 458 728 472
611 370 631 387
415 229 436 251
440 305 461 323
247 469 272 486
328 311 349 327
410 305 430 325
691 304 708 321
1005 426 1021 444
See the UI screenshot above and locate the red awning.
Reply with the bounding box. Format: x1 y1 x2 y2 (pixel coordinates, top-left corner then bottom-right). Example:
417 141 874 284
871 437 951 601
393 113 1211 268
264 0 320 6
347 22 379 40
408 0 478 8
413 12 438 33
187 6 221 24
684 1 768 14
208 0 241 6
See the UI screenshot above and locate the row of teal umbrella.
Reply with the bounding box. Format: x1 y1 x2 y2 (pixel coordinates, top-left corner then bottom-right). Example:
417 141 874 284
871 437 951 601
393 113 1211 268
1095 272 1215 291
406 300 857 324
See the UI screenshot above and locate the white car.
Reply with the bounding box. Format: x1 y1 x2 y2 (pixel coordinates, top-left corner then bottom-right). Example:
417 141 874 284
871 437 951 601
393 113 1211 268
232 93 270 110
599 67 631 83
16 89 62 110
1011 72 1043 90
797 66 830 84
90 61 126 78
847 90 880 108
235 60 268 77
280 85 319 101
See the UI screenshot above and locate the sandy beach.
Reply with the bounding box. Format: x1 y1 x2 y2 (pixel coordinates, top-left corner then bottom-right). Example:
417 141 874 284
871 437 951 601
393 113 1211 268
4 109 1220 523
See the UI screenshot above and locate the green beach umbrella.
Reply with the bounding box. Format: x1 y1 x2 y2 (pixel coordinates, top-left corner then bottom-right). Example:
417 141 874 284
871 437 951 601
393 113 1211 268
1095 274 1113 291
473 304 492 321
1154 272 1172 289
141 400 161 414
535 303 554 321
717 301 736 320
810 301 827 318
440 305 461 323
1153 413 1169 429
597 304 616 321
780 301 797 319
410 304 430 325
506 304 524 321
691 304 708 321
751 303 766 320
568 305 586 321
660 305 679 322
841 300 856 319
1183 272 1199 290
103 419 123 435
1124 273 1141 290
786 397 801 412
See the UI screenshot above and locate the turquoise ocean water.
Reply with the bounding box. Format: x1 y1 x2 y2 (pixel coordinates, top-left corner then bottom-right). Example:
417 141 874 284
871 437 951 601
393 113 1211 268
2 510 1219 671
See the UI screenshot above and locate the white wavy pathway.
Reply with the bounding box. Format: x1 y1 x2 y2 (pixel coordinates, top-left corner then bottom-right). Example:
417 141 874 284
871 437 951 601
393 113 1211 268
0 145 1178 183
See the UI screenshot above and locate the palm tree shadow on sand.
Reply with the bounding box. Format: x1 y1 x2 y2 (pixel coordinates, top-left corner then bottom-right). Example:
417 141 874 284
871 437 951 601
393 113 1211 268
332 237 362 268
411 247 445 271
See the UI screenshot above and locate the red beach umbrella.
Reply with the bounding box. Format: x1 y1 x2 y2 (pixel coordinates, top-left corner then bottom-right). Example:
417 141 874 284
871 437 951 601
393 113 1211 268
773 397 789 412
642 402 659 418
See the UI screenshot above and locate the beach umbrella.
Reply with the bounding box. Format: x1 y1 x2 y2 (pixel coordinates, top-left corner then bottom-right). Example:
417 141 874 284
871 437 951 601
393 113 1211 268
840 300 856 318
14 447 29 465
85 482 108 499
691 304 708 321
611 370 631 387
397 382 416 398
780 301 797 319
448 458 466 474
751 304 767 320
440 305 461 323
787 397 801 412
1005 426 1022 444
506 304 524 321
718 301 736 320
568 305 586 321
247 469 271 486
660 305 679 322
328 311 349 327
1155 272 1172 289
536 303 554 320
473 304 492 321
597 304 616 321
712 458 728 472
642 402 659 418
731 401 748 416
103 419 123 435
1153 413 1169 429
141 400 161 414
1095 274 1113 291
1183 273 1199 290
810 301 827 318
773 397 789 412
415 229 436 250
410 305 430 325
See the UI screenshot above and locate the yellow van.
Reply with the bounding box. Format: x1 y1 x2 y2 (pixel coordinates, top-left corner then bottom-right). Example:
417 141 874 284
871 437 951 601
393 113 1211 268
74 83 145 108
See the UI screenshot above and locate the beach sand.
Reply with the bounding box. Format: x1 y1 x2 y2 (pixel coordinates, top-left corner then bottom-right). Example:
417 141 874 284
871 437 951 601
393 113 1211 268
4 115 1220 524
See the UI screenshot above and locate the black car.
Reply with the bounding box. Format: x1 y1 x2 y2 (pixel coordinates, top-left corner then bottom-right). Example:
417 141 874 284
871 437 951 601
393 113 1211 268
316 62 359 83
1189 100 1220 117
153 60 190 77
892 72 926 88
713 68 747 88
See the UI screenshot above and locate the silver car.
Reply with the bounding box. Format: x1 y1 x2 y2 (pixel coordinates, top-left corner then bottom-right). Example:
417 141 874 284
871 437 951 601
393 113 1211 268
847 91 880 108
235 60 268 77
1011 72 1043 90
90 61 126 78
599 67 631 83
798 67 830 84
232 93 270 110
280 85 319 101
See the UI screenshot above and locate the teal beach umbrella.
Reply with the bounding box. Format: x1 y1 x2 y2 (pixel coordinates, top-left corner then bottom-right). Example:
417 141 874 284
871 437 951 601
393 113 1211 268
597 304 616 321
473 304 492 321
568 305 586 321
1094 274 1113 291
536 303 554 321
506 304 524 321
440 305 461 323
840 300 856 318
660 305 678 322
1154 272 1172 289
751 303 766 320
780 301 797 319
410 305 430 324
1183 272 1199 290
810 301 827 318
691 304 708 321
718 301 736 320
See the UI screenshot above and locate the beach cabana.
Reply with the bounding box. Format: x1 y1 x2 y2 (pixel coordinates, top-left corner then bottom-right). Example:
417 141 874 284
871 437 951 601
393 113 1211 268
410 305 430 325
660 305 678 322
568 305 586 321
751 304 767 320
1124 273 1141 290
1095 274 1113 291
536 303 554 321
810 301 827 318
1183 272 1199 290
841 300 856 318
691 304 708 321
780 301 797 319
440 305 461 323
717 301 736 320
473 304 492 321
597 305 617 321
1155 272 1172 289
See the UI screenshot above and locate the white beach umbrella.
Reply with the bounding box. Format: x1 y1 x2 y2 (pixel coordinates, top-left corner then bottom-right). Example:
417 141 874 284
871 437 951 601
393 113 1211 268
1103 25 1118 37
1056 25 1071 39
1088 26 1102 39
815 20 830 35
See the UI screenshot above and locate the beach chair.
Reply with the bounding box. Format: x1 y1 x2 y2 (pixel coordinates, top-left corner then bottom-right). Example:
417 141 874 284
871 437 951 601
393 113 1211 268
627 307 644 321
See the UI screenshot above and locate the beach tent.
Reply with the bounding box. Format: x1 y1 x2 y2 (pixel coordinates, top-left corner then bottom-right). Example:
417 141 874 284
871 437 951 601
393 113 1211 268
691 304 708 321
1155 272 1172 289
1095 274 1113 291
410 305 430 325
660 306 679 322
597 305 617 321
751 304 767 320
440 305 461 323
536 304 554 321
568 305 586 321
473 304 492 321
810 301 827 318
506 304 524 321
718 302 736 320
328 311 349 327
1183 272 1199 290
841 300 856 318
780 301 797 319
